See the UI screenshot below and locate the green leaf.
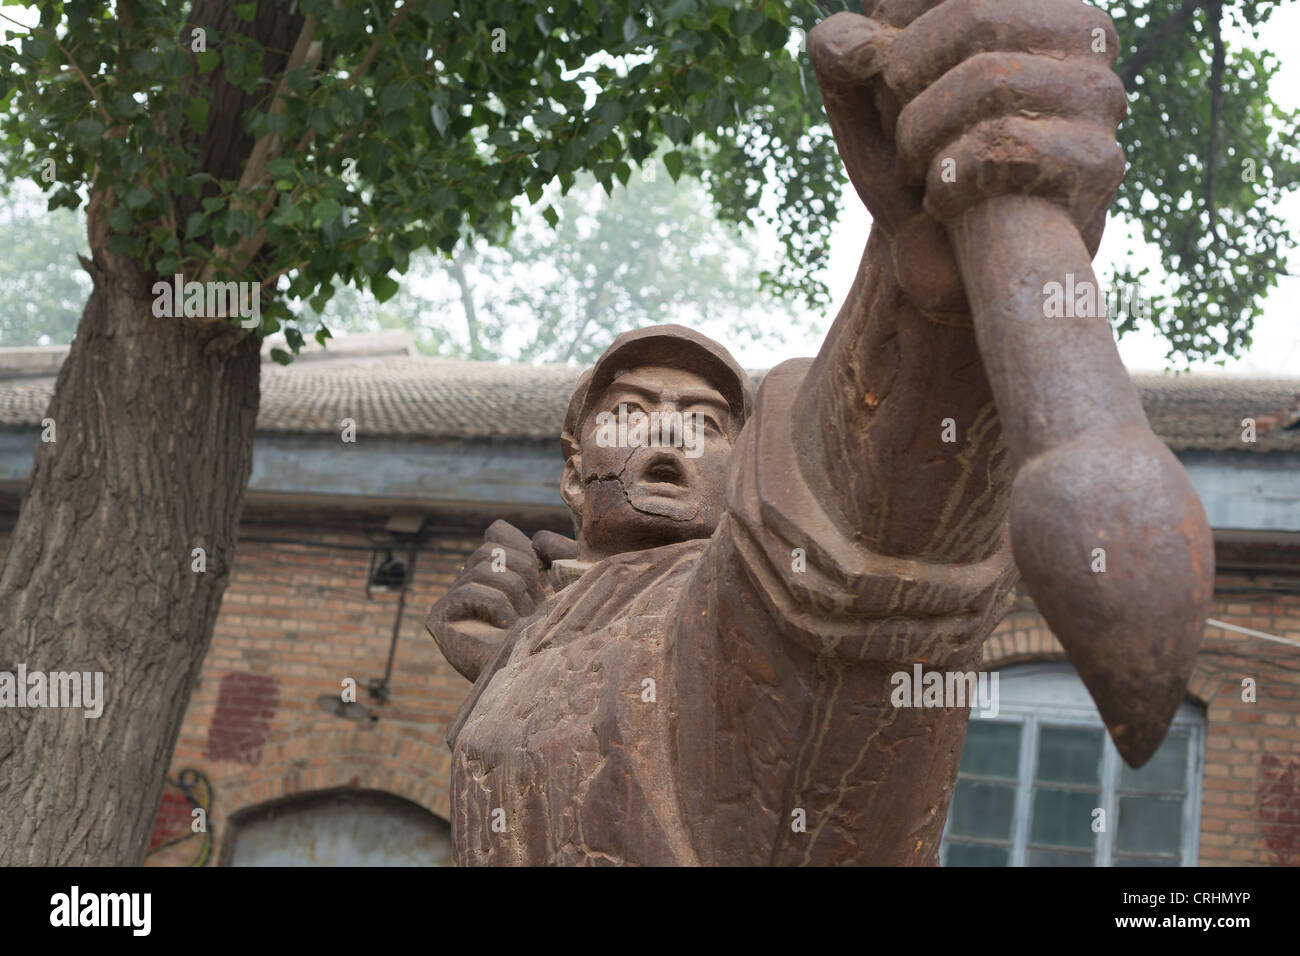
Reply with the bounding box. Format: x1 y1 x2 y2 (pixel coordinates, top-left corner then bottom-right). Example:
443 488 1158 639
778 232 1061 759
108 206 133 233
315 326 333 347
371 274 399 302
729 9 765 37
266 157 296 177
662 0 695 20
266 111 290 135
195 49 220 74
234 3 257 23
184 96 210 134
542 205 559 229
270 347 293 365
272 201 304 226
660 115 690 145
737 57 769 88
72 117 105 144
312 199 342 224
663 151 684 182
381 85 414 114
430 103 449 136
129 49 160 74
123 184 152 210
184 211 209 238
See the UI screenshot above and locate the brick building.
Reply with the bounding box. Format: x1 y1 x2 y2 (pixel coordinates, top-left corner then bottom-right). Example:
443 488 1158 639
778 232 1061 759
0 332 1296 866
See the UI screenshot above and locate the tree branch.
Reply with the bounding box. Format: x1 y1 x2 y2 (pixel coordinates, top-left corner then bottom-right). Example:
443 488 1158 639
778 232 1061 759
1120 0 1204 88
1205 1 1225 246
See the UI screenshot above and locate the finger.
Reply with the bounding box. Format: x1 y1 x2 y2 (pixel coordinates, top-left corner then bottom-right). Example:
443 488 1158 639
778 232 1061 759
896 53 1126 184
459 561 536 617
426 610 506 683
807 12 896 91
439 582 519 630
463 542 540 579
483 518 534 553
460 543 548 606
866 0 946 29
885 0 1119 106
808 13 922 232
920 115 1126 231
531 530 578 567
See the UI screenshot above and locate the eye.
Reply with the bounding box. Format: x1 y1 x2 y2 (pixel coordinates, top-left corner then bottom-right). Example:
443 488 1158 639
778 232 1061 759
685 410 723 433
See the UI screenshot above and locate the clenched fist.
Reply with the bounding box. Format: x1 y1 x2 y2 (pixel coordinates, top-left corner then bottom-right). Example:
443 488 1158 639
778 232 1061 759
427 519 577 682
809 0 1127 314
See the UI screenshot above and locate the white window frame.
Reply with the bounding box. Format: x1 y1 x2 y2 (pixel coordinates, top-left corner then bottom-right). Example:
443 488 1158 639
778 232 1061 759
939 661 1204 867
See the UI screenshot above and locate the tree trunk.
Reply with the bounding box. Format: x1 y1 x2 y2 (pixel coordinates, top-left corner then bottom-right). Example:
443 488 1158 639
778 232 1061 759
0 251 260 865
0 0 301 866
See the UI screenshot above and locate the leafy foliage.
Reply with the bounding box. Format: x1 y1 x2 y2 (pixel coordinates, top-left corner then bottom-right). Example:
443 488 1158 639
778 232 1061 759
0 0 1294 365
1108 0 1300 362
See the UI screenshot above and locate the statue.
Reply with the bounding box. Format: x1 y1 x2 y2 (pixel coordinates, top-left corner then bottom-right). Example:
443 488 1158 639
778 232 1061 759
426 0 1215 865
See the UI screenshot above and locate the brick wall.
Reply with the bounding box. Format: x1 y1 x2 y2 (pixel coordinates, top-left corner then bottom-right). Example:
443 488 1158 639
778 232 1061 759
1 518 1296 866
141 519 484 865
983 573 1300 866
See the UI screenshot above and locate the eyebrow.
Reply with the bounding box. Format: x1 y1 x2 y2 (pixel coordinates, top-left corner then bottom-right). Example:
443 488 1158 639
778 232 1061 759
605 376 729 412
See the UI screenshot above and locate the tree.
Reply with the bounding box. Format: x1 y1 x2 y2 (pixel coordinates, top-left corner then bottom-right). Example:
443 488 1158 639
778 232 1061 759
0 0 854 866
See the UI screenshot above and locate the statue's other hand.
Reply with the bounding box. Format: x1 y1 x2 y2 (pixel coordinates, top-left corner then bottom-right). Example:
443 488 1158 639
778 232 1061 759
426 519 556 682
808 0 1126 313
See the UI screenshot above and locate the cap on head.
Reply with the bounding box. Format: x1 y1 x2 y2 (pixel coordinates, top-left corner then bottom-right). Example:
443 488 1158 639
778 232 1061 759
560 324 754 462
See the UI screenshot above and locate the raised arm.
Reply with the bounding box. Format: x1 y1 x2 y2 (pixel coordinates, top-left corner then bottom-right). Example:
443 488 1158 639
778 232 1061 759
667 0 1212 864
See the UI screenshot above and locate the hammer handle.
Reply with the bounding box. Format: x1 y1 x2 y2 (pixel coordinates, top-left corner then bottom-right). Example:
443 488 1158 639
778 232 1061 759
945 194 1215 765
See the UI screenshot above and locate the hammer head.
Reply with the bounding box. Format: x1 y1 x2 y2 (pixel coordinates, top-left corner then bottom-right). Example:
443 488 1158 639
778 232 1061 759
1009 427 1215 767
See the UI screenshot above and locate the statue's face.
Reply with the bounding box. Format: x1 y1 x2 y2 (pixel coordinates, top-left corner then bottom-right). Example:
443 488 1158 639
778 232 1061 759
562 364 736 560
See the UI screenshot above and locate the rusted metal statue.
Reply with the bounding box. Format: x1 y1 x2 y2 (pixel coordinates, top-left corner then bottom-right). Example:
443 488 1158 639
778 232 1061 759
427 0 1214 865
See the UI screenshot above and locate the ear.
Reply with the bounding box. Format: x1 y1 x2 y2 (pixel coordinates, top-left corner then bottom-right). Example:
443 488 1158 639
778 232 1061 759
560 455 585 518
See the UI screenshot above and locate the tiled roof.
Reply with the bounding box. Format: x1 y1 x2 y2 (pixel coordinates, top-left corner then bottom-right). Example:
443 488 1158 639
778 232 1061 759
0 338 1295 452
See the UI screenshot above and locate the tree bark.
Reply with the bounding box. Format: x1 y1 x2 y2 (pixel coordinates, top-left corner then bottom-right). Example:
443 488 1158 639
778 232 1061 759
0 0 302 865
0 253 260 864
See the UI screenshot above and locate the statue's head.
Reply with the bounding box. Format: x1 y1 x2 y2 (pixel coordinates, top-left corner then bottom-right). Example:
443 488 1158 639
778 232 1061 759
560 325 754 561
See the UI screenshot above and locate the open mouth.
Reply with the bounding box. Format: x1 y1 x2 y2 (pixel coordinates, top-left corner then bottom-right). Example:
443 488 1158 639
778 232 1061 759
638 452 688 493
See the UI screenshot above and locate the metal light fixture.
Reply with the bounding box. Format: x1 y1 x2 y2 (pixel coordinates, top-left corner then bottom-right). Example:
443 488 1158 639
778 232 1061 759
315 693 372 722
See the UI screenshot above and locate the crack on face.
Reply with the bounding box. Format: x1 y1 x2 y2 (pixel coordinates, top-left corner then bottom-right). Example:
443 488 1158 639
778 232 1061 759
583 449 702 522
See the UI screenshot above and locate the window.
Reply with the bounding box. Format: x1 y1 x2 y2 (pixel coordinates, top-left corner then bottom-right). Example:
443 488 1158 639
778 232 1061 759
940 662 1204 866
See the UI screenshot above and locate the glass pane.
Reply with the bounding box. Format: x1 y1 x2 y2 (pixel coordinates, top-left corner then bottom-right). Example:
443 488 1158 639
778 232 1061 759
1119 730 1189 793
948 780 1016 840
1028 848 1093 867
1030 788 1099 850
1116 796 1183 855
946 842 1009 867
1035 726 1104 786
960 721 1022 779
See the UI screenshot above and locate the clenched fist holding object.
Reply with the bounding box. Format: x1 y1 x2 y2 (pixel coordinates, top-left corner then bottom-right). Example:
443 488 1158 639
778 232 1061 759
811 0 1213 766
